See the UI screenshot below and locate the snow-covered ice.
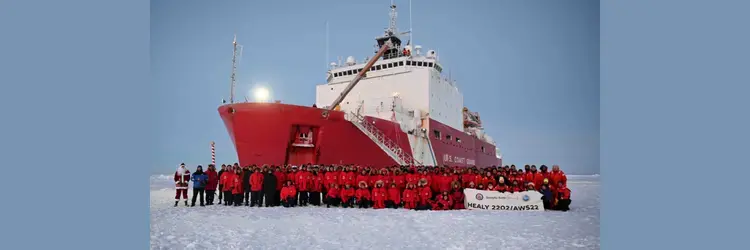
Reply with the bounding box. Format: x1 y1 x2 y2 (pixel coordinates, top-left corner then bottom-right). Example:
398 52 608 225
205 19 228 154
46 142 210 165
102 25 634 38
150 175 599 250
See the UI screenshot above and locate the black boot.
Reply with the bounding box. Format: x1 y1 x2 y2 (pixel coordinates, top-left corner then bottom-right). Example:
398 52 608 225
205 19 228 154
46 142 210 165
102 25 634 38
184 201 188 207
174 201 178 207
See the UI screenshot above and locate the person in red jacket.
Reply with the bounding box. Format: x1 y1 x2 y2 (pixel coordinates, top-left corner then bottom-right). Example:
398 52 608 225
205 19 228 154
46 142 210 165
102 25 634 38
392 170 405 190
371 180 387 209
402 183 418 210
220 166 235 206
323 166 339 204
416 179 433 210
231 167 244 206
356 170 369 190
325 183 341 208
280 180 298 207
509 180 523 193
433 191 453 210
386 182 401 209
205 164 219 205
437 172 452 194
273 166 285 206
340 183 356 208
486 183 497 191
553 180 572 211
550 165 568 189
450 182 465 210
495 177 508 193
355 181 372 208
249 167 264 207
309 169 324 206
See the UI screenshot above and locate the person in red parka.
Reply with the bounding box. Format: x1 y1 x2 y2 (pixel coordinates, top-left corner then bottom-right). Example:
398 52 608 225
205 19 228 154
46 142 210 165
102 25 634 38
309 169 324 206
249 167 264 207
450 182 465 210
553 180 572 211
355 181 372 208
280 180 298 207
325 183 341 208
402 183 418 210
386 182 401 209
173 163 191 207
340 183 356 208
371 180 387 209
220 166 235 206
323 166 339 204
437 172 452 194
230 167 244 206
274 166 285 206
205 164 219 205
495 177 508 193
550 165 568 189
416 179 433 210
392 170 405 190
433 191 453 210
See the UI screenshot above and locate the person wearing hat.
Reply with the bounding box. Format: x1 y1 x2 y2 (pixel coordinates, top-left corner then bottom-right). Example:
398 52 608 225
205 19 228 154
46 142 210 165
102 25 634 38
190 165 208 207
249 166 264 207
173 163 191 207
540 179 554 209
550 165 568 189
415 178 433 210
340 183 356 208
280 180 298 208
355 181 372 208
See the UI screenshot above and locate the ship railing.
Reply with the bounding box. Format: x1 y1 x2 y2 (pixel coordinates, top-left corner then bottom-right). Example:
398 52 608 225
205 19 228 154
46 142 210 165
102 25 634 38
346 112 421 166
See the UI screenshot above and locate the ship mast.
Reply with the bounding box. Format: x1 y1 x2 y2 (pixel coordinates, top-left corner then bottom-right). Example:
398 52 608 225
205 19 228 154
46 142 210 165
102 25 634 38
327 4 408 111
229 35 239 104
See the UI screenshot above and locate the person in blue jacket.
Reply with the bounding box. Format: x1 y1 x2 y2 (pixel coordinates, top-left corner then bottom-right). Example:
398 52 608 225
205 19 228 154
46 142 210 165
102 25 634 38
190 165 208 207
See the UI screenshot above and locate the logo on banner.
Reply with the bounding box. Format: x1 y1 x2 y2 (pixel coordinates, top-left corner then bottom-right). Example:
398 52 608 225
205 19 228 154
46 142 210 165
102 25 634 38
523 195 530 201
475 193 484 200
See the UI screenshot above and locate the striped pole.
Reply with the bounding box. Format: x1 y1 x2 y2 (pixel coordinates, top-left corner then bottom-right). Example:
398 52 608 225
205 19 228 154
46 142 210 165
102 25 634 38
211 141 216 165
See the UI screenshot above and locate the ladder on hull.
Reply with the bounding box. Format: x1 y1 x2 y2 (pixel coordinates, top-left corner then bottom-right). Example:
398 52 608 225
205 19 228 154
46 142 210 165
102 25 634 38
346 112 421 166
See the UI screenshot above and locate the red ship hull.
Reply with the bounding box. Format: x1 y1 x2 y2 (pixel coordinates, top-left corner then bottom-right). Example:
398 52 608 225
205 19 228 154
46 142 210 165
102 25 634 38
218 103 501 168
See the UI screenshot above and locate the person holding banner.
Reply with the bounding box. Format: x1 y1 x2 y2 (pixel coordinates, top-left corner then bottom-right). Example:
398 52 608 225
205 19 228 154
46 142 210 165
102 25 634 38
451 182 465 210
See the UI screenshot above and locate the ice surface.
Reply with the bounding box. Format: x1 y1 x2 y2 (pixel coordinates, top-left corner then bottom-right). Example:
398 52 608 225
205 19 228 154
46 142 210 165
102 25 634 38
151 175 599 250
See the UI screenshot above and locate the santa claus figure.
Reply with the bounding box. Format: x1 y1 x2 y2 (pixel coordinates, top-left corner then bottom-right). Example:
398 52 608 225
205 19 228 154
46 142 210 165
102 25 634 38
174 163 191 207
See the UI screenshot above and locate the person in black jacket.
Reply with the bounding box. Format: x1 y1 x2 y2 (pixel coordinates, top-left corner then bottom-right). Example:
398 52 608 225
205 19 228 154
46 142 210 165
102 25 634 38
217 164 226 204
262 168 278 207
242 165 252 206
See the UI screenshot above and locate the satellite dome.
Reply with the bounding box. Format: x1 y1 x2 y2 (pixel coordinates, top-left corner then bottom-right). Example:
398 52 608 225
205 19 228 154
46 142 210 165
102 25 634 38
426 50 436 59
346 56 356 66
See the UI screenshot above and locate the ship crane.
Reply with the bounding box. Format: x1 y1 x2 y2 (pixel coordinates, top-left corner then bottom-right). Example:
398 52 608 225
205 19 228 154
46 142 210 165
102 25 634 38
326 41 392 111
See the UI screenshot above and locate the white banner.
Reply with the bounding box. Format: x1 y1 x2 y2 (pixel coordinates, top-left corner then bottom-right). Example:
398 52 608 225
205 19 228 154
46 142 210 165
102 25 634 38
464 188 545 211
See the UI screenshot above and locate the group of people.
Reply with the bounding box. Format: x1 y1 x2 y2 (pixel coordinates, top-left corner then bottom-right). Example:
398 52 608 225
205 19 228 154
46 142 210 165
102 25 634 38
174 163 572 211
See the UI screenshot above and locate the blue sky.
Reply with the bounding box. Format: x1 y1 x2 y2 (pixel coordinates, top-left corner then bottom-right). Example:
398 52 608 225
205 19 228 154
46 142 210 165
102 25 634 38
151 0 599 175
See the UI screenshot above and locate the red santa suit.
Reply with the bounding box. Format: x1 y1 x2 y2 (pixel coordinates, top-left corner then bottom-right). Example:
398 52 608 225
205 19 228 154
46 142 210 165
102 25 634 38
174 165 191 201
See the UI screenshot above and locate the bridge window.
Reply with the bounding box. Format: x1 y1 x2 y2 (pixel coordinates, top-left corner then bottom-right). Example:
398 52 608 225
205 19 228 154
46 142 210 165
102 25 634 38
433 130 441 139
334 72 339 77
446 134 452 140
399 61 404 66
428 62 434 67
376 65 382 70
417 61 423 67
371 66 375 71
347 70 352 75
406 61 412 66
386 63 391 68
